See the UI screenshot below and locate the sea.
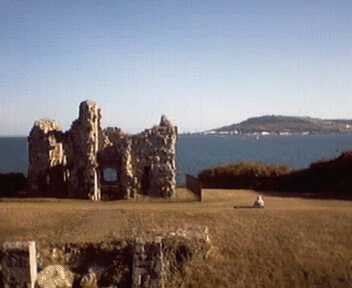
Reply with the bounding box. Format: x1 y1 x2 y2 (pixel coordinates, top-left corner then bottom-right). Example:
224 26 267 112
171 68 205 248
1 135 352 185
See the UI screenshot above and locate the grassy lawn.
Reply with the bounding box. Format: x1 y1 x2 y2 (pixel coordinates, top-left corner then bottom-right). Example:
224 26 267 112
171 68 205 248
0 189 351 287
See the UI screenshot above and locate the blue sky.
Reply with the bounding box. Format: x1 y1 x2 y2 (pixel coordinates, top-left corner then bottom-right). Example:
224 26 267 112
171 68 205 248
0 0 351 135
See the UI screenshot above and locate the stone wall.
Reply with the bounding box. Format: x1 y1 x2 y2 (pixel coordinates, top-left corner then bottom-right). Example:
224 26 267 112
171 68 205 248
28 119 67 196
28 101 177 200
132 237 165 288
0 227 211 287
129 118 177 198
185 174 203 201
0 241 37 288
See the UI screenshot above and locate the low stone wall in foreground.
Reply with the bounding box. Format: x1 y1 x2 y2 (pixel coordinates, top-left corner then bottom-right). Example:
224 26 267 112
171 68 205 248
0 227 211 288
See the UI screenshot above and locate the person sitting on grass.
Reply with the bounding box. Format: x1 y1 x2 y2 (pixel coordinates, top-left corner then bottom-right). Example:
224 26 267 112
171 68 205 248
253 195 264 208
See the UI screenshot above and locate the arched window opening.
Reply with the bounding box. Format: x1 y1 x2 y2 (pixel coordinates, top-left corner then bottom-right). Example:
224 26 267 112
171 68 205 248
103 168 118 183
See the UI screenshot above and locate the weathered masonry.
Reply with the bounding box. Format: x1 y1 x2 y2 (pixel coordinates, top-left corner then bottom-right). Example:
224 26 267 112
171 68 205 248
28 100 177 200
1 226 211 287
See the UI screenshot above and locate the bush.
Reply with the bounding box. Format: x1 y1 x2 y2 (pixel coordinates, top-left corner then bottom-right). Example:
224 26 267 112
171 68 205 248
0 173 27 197
278 152 352 196
198 152 352 198
198 162 290 189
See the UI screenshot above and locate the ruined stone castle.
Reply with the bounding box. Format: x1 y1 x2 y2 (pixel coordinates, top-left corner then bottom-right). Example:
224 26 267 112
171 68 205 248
28 100 177 200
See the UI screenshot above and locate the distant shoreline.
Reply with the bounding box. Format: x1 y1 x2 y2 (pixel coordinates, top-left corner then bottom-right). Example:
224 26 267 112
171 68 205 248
191 115 352 136
181 132 352 136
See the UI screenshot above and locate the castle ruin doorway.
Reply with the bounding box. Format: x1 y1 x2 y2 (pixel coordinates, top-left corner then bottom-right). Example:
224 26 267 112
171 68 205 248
142 166 151 195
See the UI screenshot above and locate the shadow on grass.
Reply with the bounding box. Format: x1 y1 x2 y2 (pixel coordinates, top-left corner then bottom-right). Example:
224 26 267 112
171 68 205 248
233 205 256 209
259 190 352 201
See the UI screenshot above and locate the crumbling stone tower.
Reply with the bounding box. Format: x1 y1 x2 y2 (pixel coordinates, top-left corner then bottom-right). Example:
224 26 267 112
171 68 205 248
66 101 102 200
28 100 177 200
28 120 66 196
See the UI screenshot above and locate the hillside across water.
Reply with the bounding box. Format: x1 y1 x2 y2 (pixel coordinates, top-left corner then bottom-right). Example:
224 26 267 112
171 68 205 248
203 115 352 135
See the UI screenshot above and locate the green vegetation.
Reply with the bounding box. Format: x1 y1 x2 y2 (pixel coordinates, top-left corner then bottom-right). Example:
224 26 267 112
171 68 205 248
199 162 290 189
279 151 352 196
0 173 26 197
199 152 352 198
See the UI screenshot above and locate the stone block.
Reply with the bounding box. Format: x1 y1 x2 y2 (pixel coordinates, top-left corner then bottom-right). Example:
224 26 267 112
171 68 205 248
132 238 165 288
1 241 37 288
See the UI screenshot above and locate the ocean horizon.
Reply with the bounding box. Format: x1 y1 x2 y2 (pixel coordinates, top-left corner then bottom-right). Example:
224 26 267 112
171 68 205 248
1 134 352 185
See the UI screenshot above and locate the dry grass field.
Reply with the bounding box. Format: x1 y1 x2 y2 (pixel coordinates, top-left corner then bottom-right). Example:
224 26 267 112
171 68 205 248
0 189 352 287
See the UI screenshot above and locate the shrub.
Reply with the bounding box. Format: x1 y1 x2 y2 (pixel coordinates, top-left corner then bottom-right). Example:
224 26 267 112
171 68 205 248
198 162 290 189
0 173 27 197
198 152 352 198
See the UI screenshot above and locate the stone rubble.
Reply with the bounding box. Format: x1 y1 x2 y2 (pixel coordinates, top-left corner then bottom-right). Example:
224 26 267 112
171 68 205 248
168 225 211 244
36 264 74 288
132 237 165 288
1 227 211 288
80 271 98 288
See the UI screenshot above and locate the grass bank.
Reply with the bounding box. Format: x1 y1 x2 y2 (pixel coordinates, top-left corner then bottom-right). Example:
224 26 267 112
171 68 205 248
0 189 351 287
